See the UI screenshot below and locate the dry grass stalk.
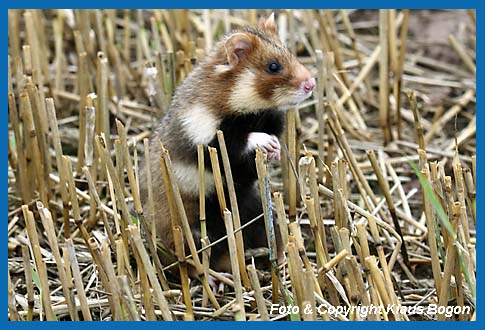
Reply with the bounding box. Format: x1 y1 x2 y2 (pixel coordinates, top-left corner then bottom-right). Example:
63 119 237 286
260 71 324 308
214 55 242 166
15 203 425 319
315 50 326 183
408 91 426 150
21 244 35 321
22 205 56 320
116 120 142 213
365 256 396 320
424 89 475 144
96 52 111 151
223 209 246 321
45 98 72 236
208 147 227 213
340 9 375 103
379 10 392 144
286 241 304 319
337 45 381 108
287 108 297 222
67 239 93 320
173 226 194 320
327 113 387 223
437 202 460 320
247 264 269 320
255 149 281 303
217 131 251 289
100 242 125 320
8 92 30 202
448 35 476 74
367 150 409 265
95 135 131 249
288 222 325 303
26 80 51 195
273 192 289 248
421 167 442 298
160 146 221 309
118 275 140 321
76 52 90 172
452 156 471 249
8 268 20 321
143 138 157 249
36 202 77 320
128 226 173 320
394 10 409 138
197 144 210 306
305 197 328 267
301 270 317 320
19 91 48 205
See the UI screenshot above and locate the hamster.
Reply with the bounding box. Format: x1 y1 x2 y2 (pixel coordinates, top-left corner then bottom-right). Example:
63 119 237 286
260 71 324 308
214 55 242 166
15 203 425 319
140 13 315 274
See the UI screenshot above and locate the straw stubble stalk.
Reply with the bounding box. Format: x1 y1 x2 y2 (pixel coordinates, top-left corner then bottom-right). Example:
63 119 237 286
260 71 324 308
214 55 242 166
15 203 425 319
315 50 326 183
327 113 388 224
77 52 90 172
21 244 34 321
421 167 442 298
96 52 111 151
217 130 251 289
247 264 269 320
45 98 72 237
305 197 328 267
286 241 304 320
135 241 157 321
437 202 460 320
67 238 93 320
379 10 392 144
22 205 56 320
95 135 131 250
223 209 246 321
116 120 142 213
273 192 289 248
197 144 211 307
159 145 221 309
288 222 325 305
448 34 476 74
367 150 410 266
128 226 173 320
36 202 77 320
8 268 19 321
26 80 51 196
255 149 281 303
118 275 140 321
143 139 157 242
394 10 409 139
365 256 396 320
424 89 475 144
208 147 227 213
173 225 194 320
111 139 172 293
19 91 48 205
287 108 297 223
8 92 30 202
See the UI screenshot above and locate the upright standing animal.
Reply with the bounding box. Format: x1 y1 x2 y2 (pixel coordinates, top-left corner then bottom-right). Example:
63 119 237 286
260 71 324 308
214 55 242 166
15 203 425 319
140 13 315 274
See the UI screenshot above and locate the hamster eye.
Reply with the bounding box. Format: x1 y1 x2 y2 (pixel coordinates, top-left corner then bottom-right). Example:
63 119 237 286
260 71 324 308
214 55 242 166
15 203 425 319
267 61 281 74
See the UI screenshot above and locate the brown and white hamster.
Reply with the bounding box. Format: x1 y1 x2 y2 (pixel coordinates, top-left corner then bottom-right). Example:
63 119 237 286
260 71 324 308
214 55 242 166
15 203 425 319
140 13 315 273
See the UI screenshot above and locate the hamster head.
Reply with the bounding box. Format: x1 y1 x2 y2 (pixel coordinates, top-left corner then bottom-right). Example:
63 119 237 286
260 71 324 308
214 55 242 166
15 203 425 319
211 13 316 113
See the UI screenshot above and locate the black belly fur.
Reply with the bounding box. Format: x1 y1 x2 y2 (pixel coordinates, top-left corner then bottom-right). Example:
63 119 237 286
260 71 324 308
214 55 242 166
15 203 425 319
191 109 285 269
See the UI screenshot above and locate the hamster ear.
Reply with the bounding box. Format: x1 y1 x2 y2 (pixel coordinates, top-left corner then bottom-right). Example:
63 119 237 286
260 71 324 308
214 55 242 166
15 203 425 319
258 12 277 34
225 33 254 67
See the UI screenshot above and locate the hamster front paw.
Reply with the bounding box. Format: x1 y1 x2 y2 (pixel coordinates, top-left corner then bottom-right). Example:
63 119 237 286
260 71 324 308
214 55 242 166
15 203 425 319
247 132 281 161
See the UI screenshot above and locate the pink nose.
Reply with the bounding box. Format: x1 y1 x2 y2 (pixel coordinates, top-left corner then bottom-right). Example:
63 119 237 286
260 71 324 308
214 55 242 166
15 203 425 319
303 78 316 93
